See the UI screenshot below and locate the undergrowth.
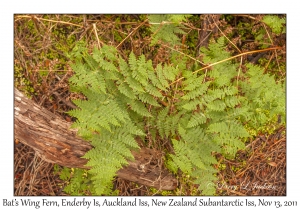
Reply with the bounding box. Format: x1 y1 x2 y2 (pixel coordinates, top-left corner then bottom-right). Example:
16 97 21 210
64 15 285 195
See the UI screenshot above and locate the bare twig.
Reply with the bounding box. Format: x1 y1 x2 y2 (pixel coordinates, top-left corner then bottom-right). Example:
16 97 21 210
117 19 148 49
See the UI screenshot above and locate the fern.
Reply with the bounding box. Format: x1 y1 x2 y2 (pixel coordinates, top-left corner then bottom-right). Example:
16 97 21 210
164 36 284 195
239 63 285 131
68 33 285 195
148 15 189 46
187 112 207 128
262 15 286 35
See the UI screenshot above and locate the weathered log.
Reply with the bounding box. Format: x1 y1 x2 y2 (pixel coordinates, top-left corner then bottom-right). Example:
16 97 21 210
14 88 177 191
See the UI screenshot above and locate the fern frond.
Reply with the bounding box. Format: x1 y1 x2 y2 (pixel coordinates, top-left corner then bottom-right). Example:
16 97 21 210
119 57 130 77
187 112 207 128
118 82 137 99
129 53 148 86
169 15 192 24
125 76 145 93
207 121 227 134
224 96 239 108
148 14 187 46
156 64 169 88
162 65 179 82
157 106 169 137
262 15 286 34
138 92 160 107
163 113 181 138
182 82 210 100
101 45 119 61
128 99 152 117
169 153 192 174
206 99 226 111
192 167 218 195
183 74 205 91
136 54 149 79
181 98 202 111
148 69 167 91
128 51 137 71
82 124 140 195
144 83 163 98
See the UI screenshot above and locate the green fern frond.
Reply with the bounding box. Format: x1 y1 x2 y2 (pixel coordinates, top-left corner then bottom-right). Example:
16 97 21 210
182 82 210 100
138 92 160 107
224 95 239 108
128 99 152 117
207 99 226 111
157 106 169 137
118 82 137 99
162 65 179 82
207 122 227 134
125 76 145 93
181 98 202 111
170 153 192 174
183 74 205 91
148 69 167 91
129 53 148 86
144 83 163 98
262 15 286 35
156 64 170 88
148 14 187 46
169 15 192 24
187 112 207 128
82 125 140 195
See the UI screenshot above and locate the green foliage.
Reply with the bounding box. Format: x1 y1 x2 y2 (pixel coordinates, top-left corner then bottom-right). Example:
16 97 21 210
148 15 190 46
262 15 286 35
14 65 35 97
67 32 285 195
239 63 285 135
53 165 96 195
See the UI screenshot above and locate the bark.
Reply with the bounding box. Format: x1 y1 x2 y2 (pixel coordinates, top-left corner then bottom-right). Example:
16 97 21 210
14 88 177 191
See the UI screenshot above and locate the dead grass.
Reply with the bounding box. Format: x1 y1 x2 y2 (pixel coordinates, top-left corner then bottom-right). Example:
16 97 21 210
14 141 67 196
217 127 286 196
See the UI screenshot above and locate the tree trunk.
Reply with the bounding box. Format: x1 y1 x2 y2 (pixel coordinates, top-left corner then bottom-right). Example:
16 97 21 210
14 88 177 191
